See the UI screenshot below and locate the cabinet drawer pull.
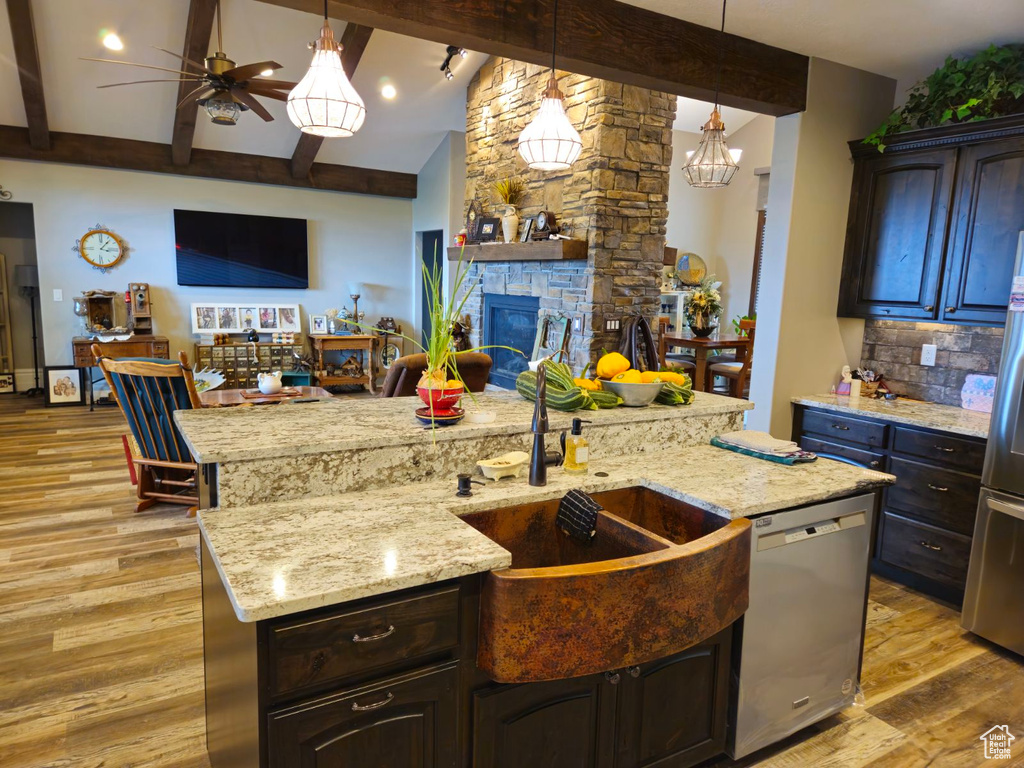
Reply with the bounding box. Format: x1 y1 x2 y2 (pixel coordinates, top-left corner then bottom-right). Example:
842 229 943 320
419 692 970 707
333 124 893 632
831 424 850 431
352 625 396 643
923 305 934 311
351 692 394 711
927 483 949 493
627 665 641 678
869 460 880 468
919 540 942 552
934 445 956 453
311 651 326 674
944 306 957 313
604 671 621 685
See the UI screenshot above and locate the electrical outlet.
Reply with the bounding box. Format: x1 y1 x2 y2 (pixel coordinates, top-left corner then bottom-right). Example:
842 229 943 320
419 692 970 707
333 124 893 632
921 343 937 367
52 289 63 302
572 316 582 333
604 318 620 332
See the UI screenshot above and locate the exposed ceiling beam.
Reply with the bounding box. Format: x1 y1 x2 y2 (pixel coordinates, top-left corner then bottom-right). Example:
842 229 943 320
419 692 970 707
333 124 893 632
0 125 417 198
171 0 218 166
254 0 808 116
6 0 49 150
290 23 374 179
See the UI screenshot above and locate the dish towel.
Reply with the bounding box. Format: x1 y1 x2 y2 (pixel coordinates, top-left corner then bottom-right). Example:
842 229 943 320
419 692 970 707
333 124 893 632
711 431 818 465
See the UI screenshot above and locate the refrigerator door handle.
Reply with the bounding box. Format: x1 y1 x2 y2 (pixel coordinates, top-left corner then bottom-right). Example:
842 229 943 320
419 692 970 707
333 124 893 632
988 497 1024 522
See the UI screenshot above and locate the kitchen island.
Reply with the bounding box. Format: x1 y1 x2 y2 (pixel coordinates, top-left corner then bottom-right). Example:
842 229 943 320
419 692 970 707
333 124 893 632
177 392 893 767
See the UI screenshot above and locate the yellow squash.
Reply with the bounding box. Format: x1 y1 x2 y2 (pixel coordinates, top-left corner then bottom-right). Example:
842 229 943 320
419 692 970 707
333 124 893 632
596 352 630 379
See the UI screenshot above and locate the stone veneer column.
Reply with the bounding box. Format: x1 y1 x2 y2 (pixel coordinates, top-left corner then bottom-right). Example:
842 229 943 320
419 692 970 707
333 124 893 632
462 57 676 371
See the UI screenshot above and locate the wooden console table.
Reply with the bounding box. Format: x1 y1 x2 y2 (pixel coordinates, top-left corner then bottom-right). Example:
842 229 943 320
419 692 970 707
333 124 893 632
73 335 169 410
311 334 378 394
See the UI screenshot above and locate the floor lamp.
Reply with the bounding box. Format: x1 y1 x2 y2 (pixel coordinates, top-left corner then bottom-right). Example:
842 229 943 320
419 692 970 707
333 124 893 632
15 265 42 397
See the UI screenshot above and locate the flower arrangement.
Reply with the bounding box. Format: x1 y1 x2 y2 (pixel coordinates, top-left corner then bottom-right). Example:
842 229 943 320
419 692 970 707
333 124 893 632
492 176 526 209
683 276 722 336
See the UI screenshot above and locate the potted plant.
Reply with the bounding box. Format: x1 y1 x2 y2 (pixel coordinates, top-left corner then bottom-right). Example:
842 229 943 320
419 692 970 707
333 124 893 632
492 177 526 243
865 43 1024 151
683 277 722 337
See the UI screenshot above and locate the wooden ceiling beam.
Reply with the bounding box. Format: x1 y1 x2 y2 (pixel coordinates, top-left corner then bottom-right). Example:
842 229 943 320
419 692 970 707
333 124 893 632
254 0 808 116
6 0 49 150
0 125 417 198
171 0 218 166
290 23 374 179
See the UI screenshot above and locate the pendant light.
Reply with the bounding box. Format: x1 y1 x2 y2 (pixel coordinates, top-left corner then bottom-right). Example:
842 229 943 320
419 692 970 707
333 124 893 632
287 0 366 138
682 0 740 188
517 0 582 171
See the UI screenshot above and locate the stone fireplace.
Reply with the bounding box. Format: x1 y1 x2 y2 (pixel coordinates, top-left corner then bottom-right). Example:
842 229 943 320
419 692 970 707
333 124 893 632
461 57 676 374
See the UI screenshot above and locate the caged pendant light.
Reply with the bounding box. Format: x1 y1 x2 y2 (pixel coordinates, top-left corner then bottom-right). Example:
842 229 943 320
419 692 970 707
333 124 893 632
287 0 366 137
517 0 582 171
682 0 741 188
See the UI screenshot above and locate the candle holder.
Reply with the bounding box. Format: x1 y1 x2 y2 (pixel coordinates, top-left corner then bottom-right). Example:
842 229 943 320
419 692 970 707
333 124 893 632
349 293 361 325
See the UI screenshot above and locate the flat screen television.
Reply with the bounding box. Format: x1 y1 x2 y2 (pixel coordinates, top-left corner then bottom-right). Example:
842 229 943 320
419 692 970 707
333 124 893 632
174 209 309 289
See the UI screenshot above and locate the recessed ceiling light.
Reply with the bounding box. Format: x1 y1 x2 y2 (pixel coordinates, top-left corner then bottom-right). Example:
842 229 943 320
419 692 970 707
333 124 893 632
102 32 123 51
381 84 396 100
259 68 274 77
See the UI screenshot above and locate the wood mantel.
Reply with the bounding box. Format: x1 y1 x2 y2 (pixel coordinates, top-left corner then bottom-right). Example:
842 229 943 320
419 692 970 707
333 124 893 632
447 240 587 262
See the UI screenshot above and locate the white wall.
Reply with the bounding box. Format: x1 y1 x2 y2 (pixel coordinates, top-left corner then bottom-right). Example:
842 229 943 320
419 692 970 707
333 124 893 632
748 58 897 435
667 116 775 324
0 158 414 367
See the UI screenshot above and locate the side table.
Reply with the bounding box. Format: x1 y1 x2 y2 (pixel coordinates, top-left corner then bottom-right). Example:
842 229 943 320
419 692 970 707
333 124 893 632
310 334 378 394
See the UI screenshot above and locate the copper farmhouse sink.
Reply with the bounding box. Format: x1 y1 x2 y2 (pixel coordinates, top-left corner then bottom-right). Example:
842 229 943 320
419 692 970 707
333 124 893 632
461 486 751 683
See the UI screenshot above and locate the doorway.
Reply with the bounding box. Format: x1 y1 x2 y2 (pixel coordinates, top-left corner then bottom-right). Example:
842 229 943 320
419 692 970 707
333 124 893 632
420 230 444 348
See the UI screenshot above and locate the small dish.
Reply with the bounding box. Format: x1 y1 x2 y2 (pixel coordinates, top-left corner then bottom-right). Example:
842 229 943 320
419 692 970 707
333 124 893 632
601 380 663 407
477 451 530 480
415 405 465 426
464 410 497 424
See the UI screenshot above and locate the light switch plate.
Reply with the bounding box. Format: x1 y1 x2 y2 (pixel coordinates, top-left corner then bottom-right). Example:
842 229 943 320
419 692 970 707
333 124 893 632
921 343 937 367
572 317 582 333
53 289 63 302
604 318 620 332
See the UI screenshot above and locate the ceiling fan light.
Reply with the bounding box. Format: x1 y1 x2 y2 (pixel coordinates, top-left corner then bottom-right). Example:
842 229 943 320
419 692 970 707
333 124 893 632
202 91 241 126
287 22 365 138
683 109 739 188
517 81 582 172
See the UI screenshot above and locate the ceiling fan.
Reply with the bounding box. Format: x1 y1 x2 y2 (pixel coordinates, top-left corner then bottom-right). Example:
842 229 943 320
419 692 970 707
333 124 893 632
83 0 296 126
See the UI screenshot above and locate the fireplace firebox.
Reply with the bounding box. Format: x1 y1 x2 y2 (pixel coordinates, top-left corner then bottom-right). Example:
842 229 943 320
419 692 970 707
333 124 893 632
482 294 539 389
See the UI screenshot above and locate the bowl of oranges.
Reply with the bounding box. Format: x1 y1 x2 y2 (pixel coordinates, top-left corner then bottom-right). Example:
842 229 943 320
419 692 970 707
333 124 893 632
600 369 664 407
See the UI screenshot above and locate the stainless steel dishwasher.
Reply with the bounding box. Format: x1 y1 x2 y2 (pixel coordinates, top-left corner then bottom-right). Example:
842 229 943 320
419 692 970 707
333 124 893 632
728 493 876 759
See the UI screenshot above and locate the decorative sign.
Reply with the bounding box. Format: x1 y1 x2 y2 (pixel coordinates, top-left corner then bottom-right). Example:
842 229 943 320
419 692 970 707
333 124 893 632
191 303 302 334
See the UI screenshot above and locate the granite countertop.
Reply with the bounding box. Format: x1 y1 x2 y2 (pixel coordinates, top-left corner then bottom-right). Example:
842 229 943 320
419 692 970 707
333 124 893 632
793 394 991 439
175 389 753 464
201 444 893 622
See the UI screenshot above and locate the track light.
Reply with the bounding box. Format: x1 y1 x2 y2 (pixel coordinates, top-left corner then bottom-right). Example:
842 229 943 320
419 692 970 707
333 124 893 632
440 45 467 81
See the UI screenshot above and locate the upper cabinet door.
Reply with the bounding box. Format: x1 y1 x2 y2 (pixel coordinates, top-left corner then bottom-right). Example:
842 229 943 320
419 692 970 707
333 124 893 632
839 149 957 320
941 138 1024 326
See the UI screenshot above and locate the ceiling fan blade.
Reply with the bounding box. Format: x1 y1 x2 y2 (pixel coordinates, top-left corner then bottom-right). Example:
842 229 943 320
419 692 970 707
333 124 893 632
222 61 284 82
252 90 289 102
231 88 275 122
151 46 213 74
178 86 217 110
248 79 298 90
98 78 204 89
81 57 197 77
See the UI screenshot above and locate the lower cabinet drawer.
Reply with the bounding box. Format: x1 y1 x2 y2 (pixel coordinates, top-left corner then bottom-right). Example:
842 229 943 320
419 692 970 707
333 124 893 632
892 427 985 474
878 512 971 589
886 457 980 536
798 435 885 469
801 409 888 448
267 662 458 768
267 585 460 698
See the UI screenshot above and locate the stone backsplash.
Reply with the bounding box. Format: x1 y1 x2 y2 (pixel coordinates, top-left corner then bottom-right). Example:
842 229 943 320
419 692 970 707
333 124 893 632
860 320 1003 406
462 57 675 370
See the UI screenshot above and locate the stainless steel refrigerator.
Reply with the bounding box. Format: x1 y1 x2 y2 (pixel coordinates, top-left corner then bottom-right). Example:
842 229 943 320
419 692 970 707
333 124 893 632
961 232 1024 656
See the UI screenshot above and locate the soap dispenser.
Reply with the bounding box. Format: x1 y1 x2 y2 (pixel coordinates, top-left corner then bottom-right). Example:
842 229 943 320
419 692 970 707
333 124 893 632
563 418 591 475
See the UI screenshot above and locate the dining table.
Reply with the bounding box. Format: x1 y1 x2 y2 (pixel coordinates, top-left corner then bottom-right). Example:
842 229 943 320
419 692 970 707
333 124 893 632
659 333 752 392
199 386 333 408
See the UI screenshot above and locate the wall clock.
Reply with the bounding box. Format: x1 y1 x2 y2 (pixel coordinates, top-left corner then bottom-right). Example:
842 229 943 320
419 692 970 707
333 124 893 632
75 225 129 272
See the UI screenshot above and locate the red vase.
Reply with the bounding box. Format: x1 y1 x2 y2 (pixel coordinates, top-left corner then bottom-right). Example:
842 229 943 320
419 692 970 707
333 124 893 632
417 385 463 410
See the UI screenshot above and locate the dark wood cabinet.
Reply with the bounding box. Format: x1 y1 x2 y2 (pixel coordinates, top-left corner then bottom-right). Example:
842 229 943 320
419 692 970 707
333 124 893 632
942 138 1024 324
839 115 1024 326
267 662 459 768
839 149 955 320
793 404 985 603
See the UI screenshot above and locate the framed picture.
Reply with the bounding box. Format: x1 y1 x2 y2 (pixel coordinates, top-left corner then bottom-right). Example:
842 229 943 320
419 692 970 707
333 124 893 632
239 307 257 330
0 372 14 394
217 306 238 330
478 217 500 242
310 315 327 334
279 306 300 332
379 340 401 370
44 367 86 407
519 218 534 242
194 305 217 331
191 303 301 334
258 307 278 330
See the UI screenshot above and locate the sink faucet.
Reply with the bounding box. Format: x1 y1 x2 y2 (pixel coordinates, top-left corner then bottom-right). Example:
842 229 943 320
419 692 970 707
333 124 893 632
530 363 562 486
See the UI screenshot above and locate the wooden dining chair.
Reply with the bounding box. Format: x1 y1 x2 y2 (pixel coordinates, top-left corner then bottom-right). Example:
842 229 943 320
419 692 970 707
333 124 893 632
658 317 697 379
92 345 203 515
707 319 756 398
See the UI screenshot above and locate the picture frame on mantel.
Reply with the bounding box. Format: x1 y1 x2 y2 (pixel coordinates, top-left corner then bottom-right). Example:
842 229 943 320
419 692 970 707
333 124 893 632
477 217 500 243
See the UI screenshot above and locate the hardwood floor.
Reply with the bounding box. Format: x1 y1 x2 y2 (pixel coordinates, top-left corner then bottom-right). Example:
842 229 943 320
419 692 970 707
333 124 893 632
0 395 1020 767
